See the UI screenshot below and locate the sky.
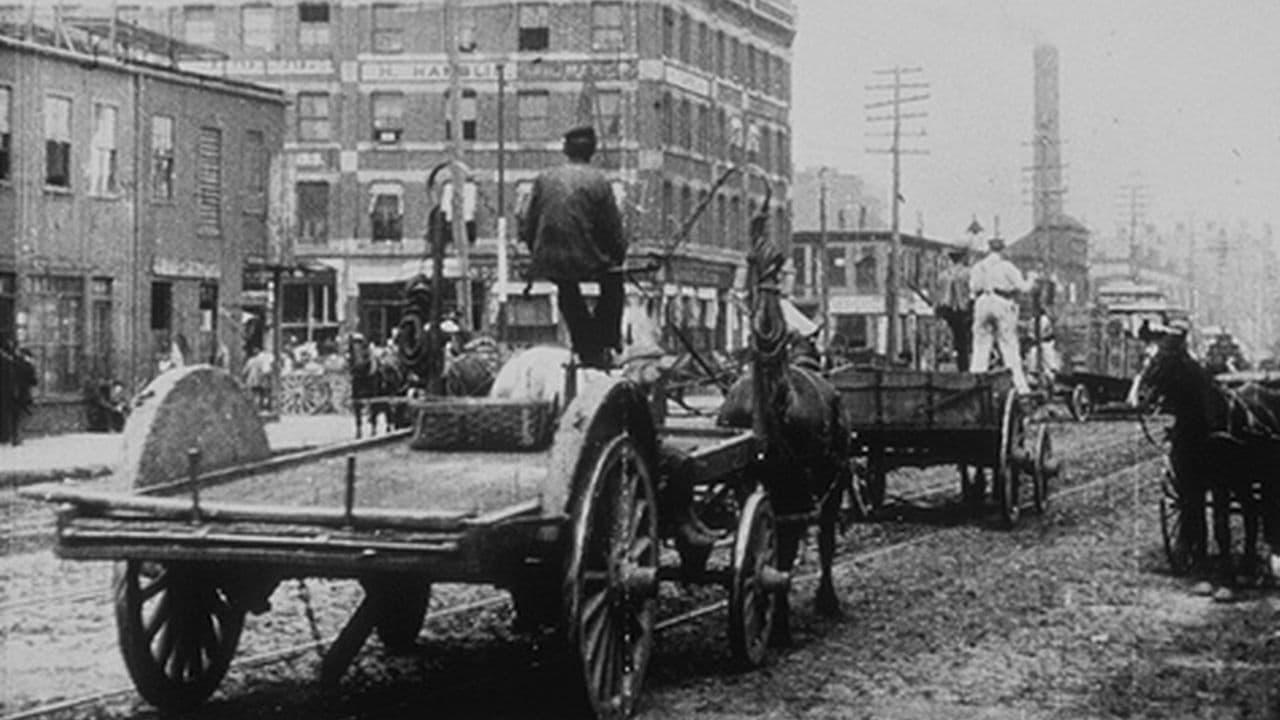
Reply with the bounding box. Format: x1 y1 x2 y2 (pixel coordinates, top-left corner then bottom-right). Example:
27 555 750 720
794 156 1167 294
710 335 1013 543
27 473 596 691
792 0 1280 246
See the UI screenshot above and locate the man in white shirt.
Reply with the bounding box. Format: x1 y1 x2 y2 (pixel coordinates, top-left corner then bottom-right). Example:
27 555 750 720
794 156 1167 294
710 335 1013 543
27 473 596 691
969 236 1032 393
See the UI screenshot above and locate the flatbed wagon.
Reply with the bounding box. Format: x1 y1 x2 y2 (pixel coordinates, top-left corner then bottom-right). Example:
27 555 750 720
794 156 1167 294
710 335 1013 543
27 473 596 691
829 366 1059 527
20 365 784 720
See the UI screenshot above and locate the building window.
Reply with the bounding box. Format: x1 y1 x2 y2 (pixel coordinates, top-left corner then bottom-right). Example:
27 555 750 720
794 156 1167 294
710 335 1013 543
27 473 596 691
298 2 330 49
297 92 330 141
518 3 549 51
369 183 403 242
597 89 621 137
677 11 689 64
283 281 338 346
25 275 85 395
244 130 267 216
661 92 673 146
89 103 119 196
371 91 404 143
197 127 223 236
827 248 847 288
444 88 477 141
150 281 171 332
792 247 808 289
151 115 174 200
517 90 548 141
184 5 215 46
241 4 274 51
297 181 329 244
371 4 402 53
89 277 114 380
44 96 72 189
661 6 674 58
0 86 10 181
591 2 622 51
855 248 879 293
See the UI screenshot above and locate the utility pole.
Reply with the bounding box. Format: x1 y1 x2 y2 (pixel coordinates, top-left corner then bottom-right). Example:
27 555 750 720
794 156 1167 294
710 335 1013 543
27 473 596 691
866 66 929 359
445 0 472 329
1116 182 1147 282
817 167 831 349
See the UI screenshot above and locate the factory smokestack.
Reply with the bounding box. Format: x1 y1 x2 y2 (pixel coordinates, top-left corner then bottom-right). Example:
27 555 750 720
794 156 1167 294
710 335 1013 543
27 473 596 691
1032 44 1064 228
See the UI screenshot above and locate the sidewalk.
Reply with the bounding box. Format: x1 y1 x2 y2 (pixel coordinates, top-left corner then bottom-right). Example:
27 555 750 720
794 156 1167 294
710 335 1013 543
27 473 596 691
0 413 360 487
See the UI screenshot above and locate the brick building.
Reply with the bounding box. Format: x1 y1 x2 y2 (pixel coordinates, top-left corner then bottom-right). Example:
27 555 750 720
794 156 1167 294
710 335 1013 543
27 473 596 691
0 28 285 433
92 0 795 352
790 230 956 367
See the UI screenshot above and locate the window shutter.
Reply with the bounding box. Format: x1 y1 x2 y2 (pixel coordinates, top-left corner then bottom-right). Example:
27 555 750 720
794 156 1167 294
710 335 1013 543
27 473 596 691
197 127 222 236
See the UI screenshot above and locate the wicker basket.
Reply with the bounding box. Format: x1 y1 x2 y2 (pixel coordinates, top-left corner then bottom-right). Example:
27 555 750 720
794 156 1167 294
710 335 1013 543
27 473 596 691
410 397 558 451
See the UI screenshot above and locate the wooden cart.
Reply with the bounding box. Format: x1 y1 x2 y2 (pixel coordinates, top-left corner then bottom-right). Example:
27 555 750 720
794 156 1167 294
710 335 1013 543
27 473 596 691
20 366 788 720
829 366 1059 527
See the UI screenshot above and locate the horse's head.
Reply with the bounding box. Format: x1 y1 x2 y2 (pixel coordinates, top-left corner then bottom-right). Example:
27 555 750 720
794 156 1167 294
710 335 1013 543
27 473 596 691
1132 323 1193 411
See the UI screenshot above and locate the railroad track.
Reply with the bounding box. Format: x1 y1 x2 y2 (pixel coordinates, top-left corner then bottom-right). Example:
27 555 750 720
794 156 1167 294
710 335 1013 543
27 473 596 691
0 423 1164 720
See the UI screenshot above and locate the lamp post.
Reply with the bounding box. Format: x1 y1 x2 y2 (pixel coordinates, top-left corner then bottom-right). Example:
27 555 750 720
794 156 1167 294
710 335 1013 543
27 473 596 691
817 166 831 349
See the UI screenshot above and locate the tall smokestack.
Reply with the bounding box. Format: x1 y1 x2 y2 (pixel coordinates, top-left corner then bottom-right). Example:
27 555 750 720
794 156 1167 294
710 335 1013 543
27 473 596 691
1032 44 1064 229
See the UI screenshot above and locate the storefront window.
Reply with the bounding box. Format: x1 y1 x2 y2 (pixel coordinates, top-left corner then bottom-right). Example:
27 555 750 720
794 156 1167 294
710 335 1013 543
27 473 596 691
24 275 84 394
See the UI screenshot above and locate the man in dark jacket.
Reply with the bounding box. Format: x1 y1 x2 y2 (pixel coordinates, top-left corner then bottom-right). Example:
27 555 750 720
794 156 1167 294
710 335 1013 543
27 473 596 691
519 125 627 369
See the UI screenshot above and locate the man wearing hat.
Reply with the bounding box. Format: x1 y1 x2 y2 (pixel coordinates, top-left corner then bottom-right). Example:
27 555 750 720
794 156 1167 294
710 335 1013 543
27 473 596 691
519 125 627 369
934 244 973 370
968 236 1032 393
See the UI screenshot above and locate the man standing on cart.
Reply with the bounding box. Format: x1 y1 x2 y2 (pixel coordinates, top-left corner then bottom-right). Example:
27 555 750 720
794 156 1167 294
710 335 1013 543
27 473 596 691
935 245 974 371
520 125 627 370
969 236 1032 394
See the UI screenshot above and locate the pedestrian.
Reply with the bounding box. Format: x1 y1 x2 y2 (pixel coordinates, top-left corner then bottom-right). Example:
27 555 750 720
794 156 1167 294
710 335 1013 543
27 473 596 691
934 245 973 370
519 125 627 370
8 344 38 445
968 236 1032 394
1024 311 1061 384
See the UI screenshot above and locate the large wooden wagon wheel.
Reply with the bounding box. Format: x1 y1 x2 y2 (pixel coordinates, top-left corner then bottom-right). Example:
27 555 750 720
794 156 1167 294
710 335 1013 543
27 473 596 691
1069 383 1093 422
114 560 245 713
1160 466 1204 576
564 433 660 720
728 488 784 668
1030 424 1054 515
997 390 1027 528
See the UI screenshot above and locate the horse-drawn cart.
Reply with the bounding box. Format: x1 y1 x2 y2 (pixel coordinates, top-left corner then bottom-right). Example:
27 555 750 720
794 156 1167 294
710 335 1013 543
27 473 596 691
830 366 1059 527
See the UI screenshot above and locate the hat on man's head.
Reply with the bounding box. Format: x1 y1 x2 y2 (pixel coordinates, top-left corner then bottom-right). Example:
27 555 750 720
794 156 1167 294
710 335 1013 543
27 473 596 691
988 236 1006 251
563 125 597 144
947 244 968 258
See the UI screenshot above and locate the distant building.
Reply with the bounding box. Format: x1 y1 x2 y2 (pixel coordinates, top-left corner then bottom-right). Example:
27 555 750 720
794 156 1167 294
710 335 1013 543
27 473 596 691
791 229 958 366
88 0 797 353
0 29 285 433
790 167 886 234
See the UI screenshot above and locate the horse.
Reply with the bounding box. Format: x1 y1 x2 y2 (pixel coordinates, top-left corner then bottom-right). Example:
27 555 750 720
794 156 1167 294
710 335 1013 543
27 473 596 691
716 203 849 640
1134 325 1280 598
347 334 411 437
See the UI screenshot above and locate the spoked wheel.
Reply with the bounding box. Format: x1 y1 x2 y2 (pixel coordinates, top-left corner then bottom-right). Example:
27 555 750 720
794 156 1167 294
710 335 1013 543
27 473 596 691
114 560 245 713
1030 424 1054 515
997 390 1027 528
728 488 784 668
1069 383 1093 422
564 434 659 720
363 576 431 651
1160 469 1203 576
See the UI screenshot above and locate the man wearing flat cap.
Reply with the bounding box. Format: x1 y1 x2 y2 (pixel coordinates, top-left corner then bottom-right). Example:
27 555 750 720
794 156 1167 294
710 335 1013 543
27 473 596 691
934 244 973 370
519 125 627 369
968 236 1032 393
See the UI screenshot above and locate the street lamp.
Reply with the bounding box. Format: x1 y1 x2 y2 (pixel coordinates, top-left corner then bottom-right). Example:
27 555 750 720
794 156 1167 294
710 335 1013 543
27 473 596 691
817 166 831 350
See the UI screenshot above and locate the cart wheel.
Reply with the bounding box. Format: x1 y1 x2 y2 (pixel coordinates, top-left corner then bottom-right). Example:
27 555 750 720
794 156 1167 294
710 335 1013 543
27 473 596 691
564 434 659 720
1160 469 1203 576
1069 384 1093 422
364 576 431 651
997 391 1026 528
114 560 245 713
729 489 783 668
1030 425 1053 515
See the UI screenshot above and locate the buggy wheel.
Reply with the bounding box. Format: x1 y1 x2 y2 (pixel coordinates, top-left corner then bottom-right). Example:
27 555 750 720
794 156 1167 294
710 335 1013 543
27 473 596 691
564 434 659 720
729 489 783 668
997 391 1026 528
1160 469 1200 576
363 576 431 651
114 560 245 713
1031 424 1054 515
1069 383 1093 422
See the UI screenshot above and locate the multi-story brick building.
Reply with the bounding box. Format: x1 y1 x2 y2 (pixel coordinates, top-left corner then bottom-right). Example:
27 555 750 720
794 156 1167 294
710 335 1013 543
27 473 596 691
99 0 795 352
0 28 285 433
790 230 955 367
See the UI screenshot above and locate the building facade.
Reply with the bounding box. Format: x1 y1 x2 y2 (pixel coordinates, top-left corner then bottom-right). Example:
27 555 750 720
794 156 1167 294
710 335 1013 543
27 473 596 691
98 0 795 353
0 30 285 433
790 230 955 367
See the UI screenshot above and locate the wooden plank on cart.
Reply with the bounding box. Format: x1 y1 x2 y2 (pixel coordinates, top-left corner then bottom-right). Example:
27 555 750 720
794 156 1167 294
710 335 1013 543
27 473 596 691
830 366 1011 428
